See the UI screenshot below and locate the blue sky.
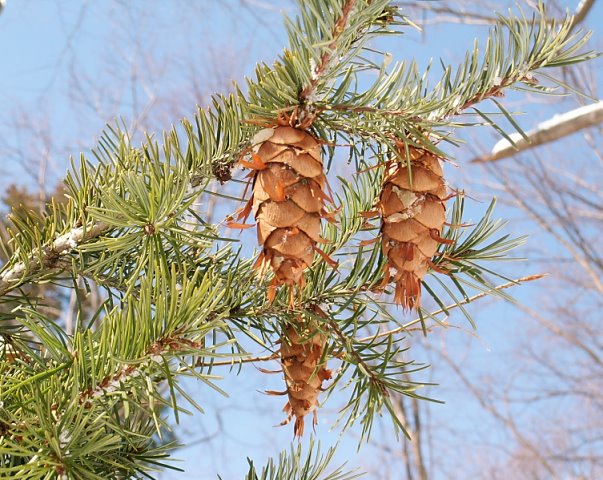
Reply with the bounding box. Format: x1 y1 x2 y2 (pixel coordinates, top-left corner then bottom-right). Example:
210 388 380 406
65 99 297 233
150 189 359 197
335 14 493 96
0 1 601 478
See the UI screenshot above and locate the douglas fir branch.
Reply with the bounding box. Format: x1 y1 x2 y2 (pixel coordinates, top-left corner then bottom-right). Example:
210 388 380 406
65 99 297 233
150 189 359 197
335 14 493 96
0 0 597 476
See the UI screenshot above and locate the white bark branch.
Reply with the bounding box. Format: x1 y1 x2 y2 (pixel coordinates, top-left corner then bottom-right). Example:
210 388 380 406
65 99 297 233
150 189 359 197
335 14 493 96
0 221 109 297
571 0 597 31
471 101 603 163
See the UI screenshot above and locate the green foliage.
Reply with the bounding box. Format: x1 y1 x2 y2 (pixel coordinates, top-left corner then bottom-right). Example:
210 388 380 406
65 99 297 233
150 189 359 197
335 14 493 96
242 439 362 480
0 262 227 478
0 0 596 478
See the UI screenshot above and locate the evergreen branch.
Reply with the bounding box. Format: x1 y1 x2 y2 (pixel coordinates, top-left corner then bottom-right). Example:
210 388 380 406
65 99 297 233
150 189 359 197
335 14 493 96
0 264 230 477
241 438 362 480
78 331 205 406
312 3 596 148
178 94 250 181
0 357 74 400
302 194 525 330
0 117 238 300
0 0 597 476
0 221 109 297
327 317 389 397
194 353 279 368
328 317 430 442
0 1 589 307
359 274 545 342
4 3 581 306
245 0 407 123
324 103 421 119
298 0 357 105
431 4 597 120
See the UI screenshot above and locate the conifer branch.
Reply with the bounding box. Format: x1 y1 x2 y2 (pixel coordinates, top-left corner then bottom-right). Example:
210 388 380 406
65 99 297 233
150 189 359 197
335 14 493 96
359 274 545 342
298 0 357 105
0 221 109 297
241 438 362 480
327 317 389 397
313 4 596 149
79 332 204 406
194 353 279 368
0 0 597 476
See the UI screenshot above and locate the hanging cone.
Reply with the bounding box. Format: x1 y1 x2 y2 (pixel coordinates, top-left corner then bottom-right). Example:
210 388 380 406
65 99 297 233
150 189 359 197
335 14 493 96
234 120 335 435
278 314 331 437
239 124 334 298
378 146 450 310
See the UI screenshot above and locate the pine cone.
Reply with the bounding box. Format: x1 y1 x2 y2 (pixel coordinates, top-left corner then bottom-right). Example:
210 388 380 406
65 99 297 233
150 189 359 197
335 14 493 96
378 146 450 309
277 317 331 436
233 124 334 435
238 125 333 303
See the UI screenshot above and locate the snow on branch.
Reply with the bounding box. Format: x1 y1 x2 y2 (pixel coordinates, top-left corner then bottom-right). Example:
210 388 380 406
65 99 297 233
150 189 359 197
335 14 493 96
471 101 603 163
0 221 109 297
571 0 597 31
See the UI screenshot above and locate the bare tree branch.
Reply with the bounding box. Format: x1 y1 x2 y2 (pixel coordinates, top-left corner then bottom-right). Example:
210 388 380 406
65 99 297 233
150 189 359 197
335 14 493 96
471 101 603 163
570 0 597 31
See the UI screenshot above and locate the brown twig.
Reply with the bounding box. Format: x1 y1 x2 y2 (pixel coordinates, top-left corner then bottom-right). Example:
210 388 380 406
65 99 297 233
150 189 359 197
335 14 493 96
79 333 205 405
299 0 357 105
358 274 545 342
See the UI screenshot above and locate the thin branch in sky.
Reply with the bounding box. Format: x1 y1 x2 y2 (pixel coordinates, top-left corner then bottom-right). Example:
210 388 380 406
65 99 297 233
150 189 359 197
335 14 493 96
570 0 597 31
471 101 603 163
